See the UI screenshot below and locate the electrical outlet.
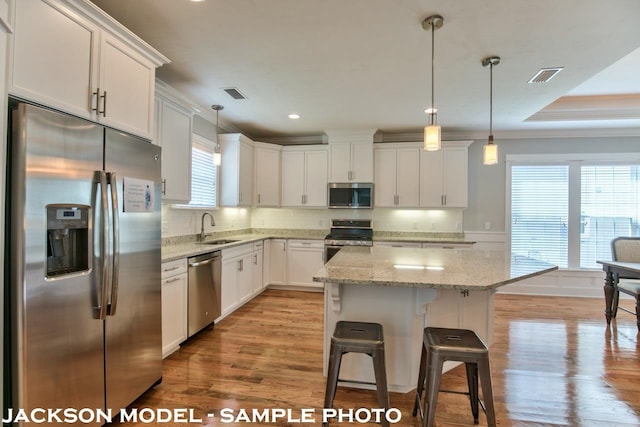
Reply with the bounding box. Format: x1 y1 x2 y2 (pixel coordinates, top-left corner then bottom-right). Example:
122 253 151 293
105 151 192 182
412 222 417 230
485 221 491 230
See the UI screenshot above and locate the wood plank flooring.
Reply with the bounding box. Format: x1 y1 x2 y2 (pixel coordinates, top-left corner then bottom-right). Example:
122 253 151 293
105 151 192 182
111 290 640 426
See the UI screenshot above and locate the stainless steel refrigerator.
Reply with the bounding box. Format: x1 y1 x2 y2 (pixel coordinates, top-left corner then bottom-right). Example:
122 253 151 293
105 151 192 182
6 102 162 425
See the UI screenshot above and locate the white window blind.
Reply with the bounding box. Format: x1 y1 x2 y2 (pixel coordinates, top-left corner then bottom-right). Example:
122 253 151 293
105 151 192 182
580 165 640 268
511 165 569 268
185 134 217 208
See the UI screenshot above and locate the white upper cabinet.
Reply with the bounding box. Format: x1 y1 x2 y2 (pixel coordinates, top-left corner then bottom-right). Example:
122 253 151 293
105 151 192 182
281 146 328 207
374 144 420 208
253 142 282 207
219 133 254 207
9 0 167 139
327 130 375 183
154 82 193 203
419 141 472 208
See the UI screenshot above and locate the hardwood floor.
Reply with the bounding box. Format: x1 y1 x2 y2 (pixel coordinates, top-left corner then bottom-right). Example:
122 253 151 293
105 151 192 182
112 290 640 426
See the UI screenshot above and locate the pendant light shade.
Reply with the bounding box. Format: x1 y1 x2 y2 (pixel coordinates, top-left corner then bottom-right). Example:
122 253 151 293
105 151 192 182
482 56 500 165
212 104 224 166
424 125 441 151
422 15 443 151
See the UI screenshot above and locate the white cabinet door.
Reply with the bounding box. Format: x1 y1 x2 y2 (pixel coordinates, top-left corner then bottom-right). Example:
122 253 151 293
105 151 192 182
396 148 420 207
98 34 156 138
304 150 328 207
419 149 445 207
251 245 264 295
157 98 192 202
269 239 287 286
254 144 281 206
10 0 97 120
374 148 397 207
441 146 468 208
161 259 188 358
350 141 374 182
220 134 254 207
287 240 324 288
236 253 254 304
329 142 351 182
281 151 305 207
221 257 239 317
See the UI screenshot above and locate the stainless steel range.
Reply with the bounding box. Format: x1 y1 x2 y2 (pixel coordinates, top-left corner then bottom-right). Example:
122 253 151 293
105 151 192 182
324 219 373 262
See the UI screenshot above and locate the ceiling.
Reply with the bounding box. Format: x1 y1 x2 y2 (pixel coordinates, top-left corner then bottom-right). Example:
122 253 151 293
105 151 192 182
90 0 640 143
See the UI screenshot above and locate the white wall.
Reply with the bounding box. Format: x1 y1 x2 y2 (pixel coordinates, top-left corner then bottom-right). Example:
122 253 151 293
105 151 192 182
250 207 464 233
161 204 252 237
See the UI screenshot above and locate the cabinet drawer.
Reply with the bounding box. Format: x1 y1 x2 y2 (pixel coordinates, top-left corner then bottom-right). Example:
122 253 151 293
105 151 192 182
288 239 324 249
161 258 187 278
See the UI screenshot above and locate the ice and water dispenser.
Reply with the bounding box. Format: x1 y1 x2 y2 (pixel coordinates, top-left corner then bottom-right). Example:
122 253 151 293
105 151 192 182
46 205 89 277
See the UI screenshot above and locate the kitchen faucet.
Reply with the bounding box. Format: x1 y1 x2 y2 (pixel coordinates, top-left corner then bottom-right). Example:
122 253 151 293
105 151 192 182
199 212 215 241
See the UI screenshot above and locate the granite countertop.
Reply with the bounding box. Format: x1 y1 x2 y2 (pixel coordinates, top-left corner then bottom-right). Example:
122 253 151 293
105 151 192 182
313 246 557 290
161 229 326 262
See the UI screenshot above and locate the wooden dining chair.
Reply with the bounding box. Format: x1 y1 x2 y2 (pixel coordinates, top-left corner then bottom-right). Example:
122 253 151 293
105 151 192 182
610 236 640 330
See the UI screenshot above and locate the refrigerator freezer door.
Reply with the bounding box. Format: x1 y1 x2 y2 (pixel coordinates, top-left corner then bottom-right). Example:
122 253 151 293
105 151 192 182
9 103 106 424
103 129 162 411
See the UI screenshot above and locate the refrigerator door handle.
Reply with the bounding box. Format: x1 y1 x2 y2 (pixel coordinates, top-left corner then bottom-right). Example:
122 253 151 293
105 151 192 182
95 171 110 320
107 172 120 316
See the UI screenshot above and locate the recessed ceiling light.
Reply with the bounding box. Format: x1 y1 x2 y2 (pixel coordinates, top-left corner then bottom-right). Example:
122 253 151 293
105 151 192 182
288 113 301 119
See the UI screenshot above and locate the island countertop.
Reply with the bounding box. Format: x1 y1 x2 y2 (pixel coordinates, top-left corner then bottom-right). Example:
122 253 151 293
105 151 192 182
313 246 558 290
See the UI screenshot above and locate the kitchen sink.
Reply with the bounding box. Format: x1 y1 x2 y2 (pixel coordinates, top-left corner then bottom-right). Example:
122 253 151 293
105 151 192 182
199 239 240 245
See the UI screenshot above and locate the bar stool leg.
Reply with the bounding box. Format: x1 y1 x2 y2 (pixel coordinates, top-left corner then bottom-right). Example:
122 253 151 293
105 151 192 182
323 343 343 418
465 362 480 424
413 341 428 416
371 347 390 427
423 355 443 427
478 357 497 427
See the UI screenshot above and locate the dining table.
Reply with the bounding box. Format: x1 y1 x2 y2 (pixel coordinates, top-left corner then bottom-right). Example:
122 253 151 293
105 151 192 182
596 259 640 324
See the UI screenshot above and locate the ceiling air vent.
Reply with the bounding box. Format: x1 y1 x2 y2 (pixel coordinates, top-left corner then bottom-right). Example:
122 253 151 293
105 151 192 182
222 87 247 100
528 67 564 83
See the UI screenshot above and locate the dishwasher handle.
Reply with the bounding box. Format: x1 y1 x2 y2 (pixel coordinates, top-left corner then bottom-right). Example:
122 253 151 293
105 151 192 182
189 258 216 267
188 252 221 267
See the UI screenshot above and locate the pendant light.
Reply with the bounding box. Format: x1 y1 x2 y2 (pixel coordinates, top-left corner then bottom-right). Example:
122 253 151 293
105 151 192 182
422 15 443 151
211 104 224 166
482 56 500 165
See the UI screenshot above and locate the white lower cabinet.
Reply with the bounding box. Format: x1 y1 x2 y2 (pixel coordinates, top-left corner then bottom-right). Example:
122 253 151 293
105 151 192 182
287 240 324 289
425 289 492 342
161 259 188 358
269 239 287 286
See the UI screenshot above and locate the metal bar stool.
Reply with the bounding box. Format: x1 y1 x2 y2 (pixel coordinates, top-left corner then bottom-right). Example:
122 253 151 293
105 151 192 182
412 327 496 427
323 321 390 427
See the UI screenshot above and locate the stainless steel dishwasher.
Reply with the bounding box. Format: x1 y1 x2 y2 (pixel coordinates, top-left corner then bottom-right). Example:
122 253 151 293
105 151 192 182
187 251 221 337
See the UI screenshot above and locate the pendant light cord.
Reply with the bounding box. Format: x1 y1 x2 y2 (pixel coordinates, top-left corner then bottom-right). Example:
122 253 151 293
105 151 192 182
489 62 493 138
430 22 436 126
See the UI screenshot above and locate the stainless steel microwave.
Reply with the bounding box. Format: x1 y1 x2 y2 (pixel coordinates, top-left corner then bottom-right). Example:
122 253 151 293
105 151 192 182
328 183 373 209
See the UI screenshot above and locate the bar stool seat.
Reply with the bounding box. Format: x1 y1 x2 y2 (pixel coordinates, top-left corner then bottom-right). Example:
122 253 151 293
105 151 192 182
413 327 496 427
324 321 390 427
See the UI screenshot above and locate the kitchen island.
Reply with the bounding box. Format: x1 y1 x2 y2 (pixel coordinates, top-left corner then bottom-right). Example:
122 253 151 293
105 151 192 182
313 246 557 392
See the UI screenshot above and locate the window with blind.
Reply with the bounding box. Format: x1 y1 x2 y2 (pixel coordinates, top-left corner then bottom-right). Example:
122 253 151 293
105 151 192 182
509 159 640 269
183 134 217 208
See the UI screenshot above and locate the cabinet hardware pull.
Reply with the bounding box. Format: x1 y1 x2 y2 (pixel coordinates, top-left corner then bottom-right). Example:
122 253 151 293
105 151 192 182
92 88 100 113
161 179 166 195
163 277 182 284
257 194 261 203
163 266 181 272
101 91 107 116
